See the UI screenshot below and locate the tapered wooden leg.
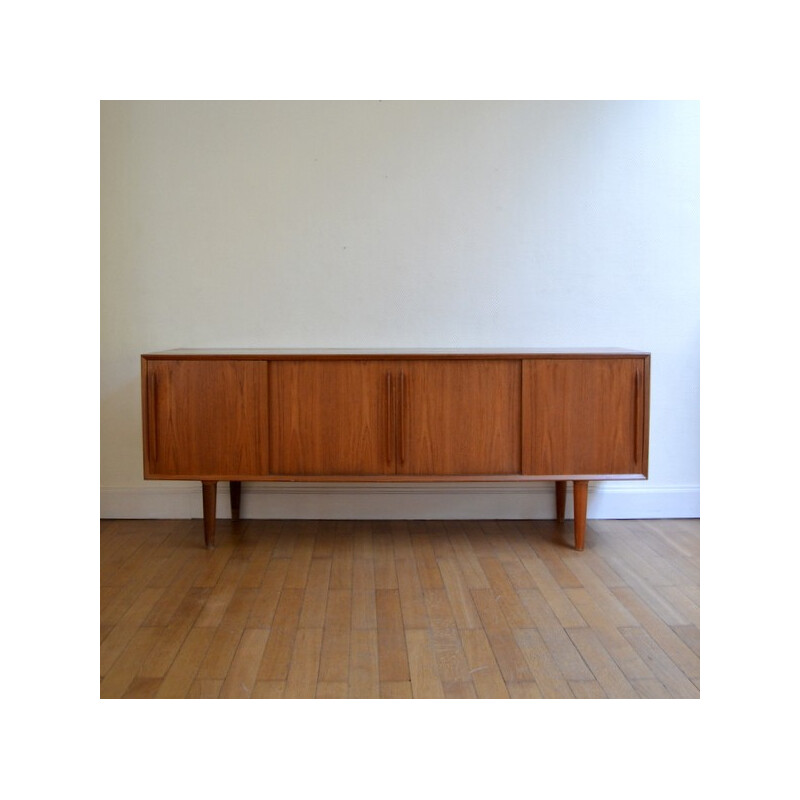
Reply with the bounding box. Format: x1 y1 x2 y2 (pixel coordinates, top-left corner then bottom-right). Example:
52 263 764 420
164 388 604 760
230 481 241 522
202 481 217 549
572 480 588 551
555 480 567 522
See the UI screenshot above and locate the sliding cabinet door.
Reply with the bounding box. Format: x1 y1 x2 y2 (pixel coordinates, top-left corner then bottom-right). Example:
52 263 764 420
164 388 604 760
143 359 269 478
398 359 521 475
269 360 396 476
522 357 647 477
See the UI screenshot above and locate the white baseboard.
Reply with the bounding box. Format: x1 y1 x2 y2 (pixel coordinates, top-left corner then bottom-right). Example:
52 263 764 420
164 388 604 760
101 482 699 520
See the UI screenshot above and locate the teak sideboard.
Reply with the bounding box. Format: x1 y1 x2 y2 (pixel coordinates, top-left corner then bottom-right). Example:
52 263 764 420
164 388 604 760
141 349 650 550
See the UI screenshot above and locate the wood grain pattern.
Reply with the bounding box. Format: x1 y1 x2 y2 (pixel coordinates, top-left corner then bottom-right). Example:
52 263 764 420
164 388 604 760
269 360 396 475
143 359 269 478
522 357 648 477
269 358 521 476
398 360 521 475
100 517 699 699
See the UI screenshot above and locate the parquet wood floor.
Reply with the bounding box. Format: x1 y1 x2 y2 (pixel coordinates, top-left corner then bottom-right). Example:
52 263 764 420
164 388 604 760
100 517 699 699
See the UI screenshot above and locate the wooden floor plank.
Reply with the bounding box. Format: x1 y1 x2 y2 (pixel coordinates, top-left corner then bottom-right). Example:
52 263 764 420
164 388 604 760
349 629 380 698
351 589 377 630
620 626 700 698
329 521 355 589
565 586 658 683
526 547 582 589
611 585 700 681
144 524 203 590
100 587 166 677
566 626 639 699
100 627 163 698
219 628 270 698
658 584 700 628
122 676 163 699
424 589 472 685
447 523 492 588
437 557 483 630
373 526 398 590
283 521 317 589
192 545 235 590
138 587 210 678
351 520 375 561
443 680 478 698
426 521 456 559
251 680 285 698
237 521 281 588
409 522 444 590
156 627 216 698
609 521 700 588
405 629 446 699
380 681 413 699
310 520 337 559
631 678 671 698
513 628 574 698
316 681 348 698
471 589 534 684
376 589 410 682
516 587 595 682
101 574 164 629
561 556 639 627
272 524 299 559
672 624 700 657
460 628 510 699
627 520 700 574
100 518 700 700
285 628 324 698
101 521 174 587
396 558 430 629
298 558 332 629
517 556 586 629
318 589 352 683
478 557 535 629
507 682 544 698
477 520 520 561
602 550 695 627
256 588 305 681
188 679 223 698
569 679 607 698
194 559 249 628
247 558 290 628
196 585 261 682
143 551 210 626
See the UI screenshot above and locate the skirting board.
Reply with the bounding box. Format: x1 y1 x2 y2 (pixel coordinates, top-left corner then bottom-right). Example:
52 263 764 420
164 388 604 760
101 482 699 520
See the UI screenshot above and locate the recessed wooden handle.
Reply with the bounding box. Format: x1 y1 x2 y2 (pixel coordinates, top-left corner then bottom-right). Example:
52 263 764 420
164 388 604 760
385 372 394 466
148 370 159 465
634 368 641 464
398 370 406 465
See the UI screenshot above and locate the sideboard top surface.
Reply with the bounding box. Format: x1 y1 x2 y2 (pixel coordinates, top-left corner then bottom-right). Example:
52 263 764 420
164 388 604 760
142 348 650 360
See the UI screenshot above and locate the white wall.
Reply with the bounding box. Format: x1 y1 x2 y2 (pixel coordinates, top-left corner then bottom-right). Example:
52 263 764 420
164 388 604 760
100 100 699 520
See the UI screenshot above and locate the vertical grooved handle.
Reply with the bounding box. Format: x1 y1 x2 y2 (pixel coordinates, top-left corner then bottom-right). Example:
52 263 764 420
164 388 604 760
148 370 158 465
386 372 394 466
398 370 406 464
634 368 641 464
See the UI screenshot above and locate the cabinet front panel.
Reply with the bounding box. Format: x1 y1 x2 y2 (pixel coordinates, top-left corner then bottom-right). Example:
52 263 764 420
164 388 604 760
398 360 522 475
145 360 269 477
269 360 396 475
522 358 646 476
